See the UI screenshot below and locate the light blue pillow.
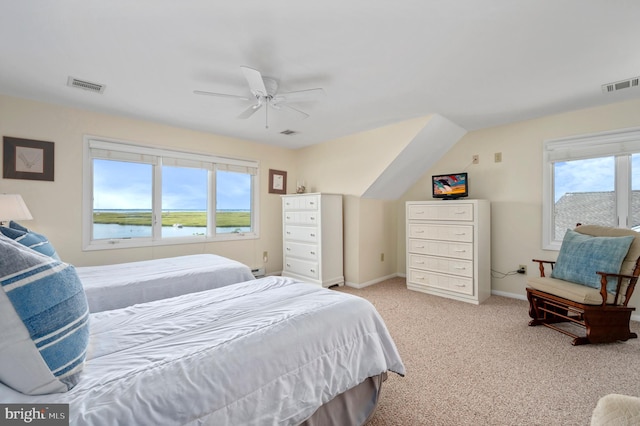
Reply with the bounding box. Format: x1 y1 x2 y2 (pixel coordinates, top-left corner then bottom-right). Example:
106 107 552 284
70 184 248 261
0 221 60 260
0 233 89 395
551 229 635 293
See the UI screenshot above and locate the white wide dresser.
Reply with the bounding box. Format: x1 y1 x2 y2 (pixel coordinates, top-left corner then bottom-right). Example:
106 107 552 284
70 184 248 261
406 199 490 304
281 193 344 287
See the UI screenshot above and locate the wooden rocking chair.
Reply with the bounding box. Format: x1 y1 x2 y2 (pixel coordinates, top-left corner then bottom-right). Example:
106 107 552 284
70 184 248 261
526 225 640 345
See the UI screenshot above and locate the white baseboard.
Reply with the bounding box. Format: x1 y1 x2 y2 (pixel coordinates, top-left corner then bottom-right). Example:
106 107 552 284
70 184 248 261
345 273 401 289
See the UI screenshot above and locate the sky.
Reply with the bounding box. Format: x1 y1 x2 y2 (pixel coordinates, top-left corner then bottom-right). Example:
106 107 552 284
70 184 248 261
93 160 251 210
554 154 640 202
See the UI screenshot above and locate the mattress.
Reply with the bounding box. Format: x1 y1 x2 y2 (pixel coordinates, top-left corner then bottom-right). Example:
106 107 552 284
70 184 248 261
76 254 254 312
0 276 405 425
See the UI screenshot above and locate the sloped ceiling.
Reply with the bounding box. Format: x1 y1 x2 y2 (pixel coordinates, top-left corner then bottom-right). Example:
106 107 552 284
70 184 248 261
362 115 467 200
0 1 639 150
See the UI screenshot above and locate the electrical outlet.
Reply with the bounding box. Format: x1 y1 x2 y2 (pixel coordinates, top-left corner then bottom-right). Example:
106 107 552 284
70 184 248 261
518 264 527 275
263 251 268 263
472 154 479 164
494 152 503 163
380 253 384 262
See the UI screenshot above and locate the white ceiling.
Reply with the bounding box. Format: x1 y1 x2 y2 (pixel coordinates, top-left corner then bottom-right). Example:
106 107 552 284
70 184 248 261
1 1 639 149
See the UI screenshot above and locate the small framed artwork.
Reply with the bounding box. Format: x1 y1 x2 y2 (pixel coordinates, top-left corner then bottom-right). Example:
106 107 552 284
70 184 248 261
3 136 55 181
268 169 287 194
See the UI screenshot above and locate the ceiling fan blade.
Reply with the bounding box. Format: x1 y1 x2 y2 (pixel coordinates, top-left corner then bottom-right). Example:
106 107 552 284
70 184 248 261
193 90 251 101
237 103 263 119
273 103 310 119
273 88 325 103
240 66 268 97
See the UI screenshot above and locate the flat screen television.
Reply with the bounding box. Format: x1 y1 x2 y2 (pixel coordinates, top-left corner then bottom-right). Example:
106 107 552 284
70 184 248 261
432 172 468 199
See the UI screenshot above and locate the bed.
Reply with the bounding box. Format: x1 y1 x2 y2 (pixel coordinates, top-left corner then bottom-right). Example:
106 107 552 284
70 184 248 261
76 254 255 312
0 275 404 425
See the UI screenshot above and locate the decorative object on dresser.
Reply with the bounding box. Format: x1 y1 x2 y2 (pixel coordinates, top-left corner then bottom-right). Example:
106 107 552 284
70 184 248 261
406 199 491 304
282 193 344 287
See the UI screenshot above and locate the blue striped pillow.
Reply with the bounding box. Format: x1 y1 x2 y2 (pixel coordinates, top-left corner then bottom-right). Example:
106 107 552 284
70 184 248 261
0 233 89 395
0 221 60 260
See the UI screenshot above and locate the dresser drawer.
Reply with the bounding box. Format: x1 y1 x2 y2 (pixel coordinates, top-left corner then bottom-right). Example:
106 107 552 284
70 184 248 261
408 269 473 295
283 195 319 211
409 254 472 278
408 238 472 260
284 241 319 261
283 211 319 226
407 203 474 221
408 224 473 243
284 225 319 243
284 257 319 280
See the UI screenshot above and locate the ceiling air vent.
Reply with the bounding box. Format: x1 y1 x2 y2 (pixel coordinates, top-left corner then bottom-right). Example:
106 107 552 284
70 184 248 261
280 130 297 135
601 76 639 93
67 76 105 94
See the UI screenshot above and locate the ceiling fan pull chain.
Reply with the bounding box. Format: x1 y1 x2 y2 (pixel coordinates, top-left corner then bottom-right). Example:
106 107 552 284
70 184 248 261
265 102 269 129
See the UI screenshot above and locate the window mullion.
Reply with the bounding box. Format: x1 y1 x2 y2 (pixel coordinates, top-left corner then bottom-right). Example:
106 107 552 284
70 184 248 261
153 161 163 240
616 155 631 228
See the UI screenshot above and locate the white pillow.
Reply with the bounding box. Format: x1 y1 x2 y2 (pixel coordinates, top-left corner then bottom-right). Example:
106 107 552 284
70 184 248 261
0 233 89 395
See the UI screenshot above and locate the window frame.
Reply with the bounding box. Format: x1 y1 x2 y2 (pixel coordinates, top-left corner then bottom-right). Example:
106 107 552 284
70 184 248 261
542 127 640 250
82 136 260 251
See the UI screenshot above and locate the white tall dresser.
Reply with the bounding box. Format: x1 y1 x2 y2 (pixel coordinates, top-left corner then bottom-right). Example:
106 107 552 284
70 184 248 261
281 193 344 287
406 199 490 304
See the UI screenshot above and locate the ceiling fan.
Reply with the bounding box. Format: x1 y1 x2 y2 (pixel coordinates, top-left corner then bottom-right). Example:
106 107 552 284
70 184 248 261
194 66 325 128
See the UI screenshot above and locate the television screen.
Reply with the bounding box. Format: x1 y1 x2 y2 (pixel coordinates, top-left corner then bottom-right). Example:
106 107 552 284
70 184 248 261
432 173 468 199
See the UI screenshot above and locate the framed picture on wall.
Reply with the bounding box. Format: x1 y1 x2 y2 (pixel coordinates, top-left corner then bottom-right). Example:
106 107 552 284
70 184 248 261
3 136 55 181
268 169 287 194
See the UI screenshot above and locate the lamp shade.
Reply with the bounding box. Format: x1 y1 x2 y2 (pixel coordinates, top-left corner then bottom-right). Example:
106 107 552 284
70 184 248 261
0 194 33 222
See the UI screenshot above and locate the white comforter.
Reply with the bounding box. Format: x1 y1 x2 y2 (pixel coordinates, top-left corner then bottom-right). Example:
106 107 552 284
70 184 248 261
77 254 254 312
0 276 405 425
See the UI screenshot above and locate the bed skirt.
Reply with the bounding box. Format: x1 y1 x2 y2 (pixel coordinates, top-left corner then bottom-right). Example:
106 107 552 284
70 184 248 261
301 372 387 426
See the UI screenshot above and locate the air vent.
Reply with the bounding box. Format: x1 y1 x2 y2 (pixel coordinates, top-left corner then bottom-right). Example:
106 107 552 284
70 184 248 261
67 76 105 94
601 76 639 93
280 129 297 135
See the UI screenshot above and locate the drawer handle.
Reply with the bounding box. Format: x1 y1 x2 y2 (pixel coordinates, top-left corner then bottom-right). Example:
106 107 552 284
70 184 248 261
415 245 425 249
454 267 466 270
310 233 316 237
286 216 291 219
416 261 425 264
454 249 466 253
310 202 315 205
286 263 291 267
416 275 425 281
286 231 291 235
415 230 424 234
454 211 467 215
286 248 291 251
415 211 425 214
454 232 466 236
310 251 316 255
310 269 316 273
454 284 467 288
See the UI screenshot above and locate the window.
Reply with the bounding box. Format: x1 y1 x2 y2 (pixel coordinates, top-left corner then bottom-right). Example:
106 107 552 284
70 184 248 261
543 127 640 250
83 137 259 250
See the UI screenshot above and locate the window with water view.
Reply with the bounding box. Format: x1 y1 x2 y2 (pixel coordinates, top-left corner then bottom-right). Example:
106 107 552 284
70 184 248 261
85 138 258 249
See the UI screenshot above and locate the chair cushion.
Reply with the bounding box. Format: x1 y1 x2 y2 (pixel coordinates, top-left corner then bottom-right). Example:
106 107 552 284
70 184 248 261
575 225 640 277
551 229 634 293
0 221 60 260
0 233 89 395
528 276 617 305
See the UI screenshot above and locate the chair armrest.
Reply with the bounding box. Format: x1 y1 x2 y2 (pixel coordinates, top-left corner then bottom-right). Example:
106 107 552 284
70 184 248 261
596 271 639 307
532 259 555 277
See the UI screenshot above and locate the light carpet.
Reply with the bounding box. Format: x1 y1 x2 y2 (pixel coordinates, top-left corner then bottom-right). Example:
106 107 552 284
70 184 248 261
336 277 640 426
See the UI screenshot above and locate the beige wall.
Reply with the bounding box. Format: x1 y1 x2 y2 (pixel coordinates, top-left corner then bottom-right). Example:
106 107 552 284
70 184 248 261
295 116 430 284
0 94 295 274
4 92 640 300
397 97 640 306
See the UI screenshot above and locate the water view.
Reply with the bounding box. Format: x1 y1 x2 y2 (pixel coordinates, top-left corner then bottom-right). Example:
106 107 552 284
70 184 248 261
93 209 250 239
